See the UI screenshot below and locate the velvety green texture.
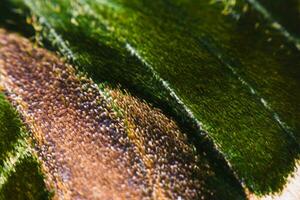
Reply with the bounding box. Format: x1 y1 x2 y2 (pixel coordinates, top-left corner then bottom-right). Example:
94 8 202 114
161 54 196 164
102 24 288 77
0 156 50 200
0 94 50 200
3 0 300 195
0 94 23 163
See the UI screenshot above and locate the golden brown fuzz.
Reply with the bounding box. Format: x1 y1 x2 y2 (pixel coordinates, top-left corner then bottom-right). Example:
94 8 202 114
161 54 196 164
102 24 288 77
0 29 215 199
109 90 216 199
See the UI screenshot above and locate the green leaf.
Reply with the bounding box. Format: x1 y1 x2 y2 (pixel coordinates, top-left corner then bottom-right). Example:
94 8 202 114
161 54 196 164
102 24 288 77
0 94 50 200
